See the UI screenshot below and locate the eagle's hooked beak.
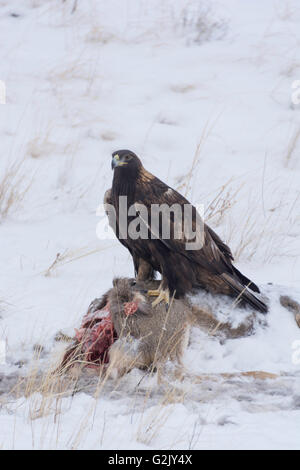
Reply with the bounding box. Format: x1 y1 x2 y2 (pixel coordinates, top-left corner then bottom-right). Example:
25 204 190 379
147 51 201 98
111 154 128 169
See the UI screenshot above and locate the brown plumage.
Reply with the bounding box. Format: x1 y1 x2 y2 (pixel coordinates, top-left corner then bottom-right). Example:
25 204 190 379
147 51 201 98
105 149 268 313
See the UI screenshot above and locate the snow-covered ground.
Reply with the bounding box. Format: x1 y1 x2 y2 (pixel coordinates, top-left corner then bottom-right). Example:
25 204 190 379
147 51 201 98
0 0 300 449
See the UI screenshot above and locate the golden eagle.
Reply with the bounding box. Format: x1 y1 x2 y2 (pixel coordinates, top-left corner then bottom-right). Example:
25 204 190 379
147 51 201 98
104 150 267 313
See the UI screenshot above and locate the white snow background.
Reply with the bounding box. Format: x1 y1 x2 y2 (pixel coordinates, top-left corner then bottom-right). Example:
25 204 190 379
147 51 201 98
0 0 300 450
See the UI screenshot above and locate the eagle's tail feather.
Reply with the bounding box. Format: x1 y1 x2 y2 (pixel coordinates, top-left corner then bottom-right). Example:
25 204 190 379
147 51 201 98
221 273 268 313
231 266 260 293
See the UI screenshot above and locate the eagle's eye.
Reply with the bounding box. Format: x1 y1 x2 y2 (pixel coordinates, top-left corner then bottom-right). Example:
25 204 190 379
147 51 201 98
124 155 131 161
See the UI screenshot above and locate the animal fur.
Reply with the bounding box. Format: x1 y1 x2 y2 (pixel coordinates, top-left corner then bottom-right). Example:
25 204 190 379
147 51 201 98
93 278 260 377
280 295 300 328
107 278 190 376
59 278 264 378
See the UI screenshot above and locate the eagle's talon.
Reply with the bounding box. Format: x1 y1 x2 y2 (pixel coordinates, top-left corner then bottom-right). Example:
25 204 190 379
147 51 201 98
150 288 170 308
147 289 160 298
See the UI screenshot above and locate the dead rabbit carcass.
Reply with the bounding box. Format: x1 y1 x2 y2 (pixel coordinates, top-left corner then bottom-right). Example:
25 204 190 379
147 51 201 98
59 277 262 377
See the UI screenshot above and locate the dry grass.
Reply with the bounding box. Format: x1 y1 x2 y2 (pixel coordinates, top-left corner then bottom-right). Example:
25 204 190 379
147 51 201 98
285 126 300 167
0 300 192 449
0 353 279 449
136 390 184 446
85 26 114 44
178 174 295 264
49 59 91 82
204 179 243 226
43 245 113 277
180 3 227 44
48 53 100 99
170 83 196 94
27 124 55 159
0 159 33 220
223 191 300 262
0 290 282 449
192 173 300 263
176 116 221 198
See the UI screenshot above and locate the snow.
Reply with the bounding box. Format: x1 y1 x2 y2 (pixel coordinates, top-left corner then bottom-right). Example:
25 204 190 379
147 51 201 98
0 0 300 450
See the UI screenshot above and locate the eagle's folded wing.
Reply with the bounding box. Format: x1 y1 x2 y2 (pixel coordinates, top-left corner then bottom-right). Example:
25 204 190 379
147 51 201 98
134 178 234 276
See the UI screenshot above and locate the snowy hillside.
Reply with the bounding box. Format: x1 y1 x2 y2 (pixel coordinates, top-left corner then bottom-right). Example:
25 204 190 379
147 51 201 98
0 0 300 449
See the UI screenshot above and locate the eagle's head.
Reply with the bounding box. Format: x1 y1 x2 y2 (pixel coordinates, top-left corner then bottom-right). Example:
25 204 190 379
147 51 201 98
111 150 142 173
